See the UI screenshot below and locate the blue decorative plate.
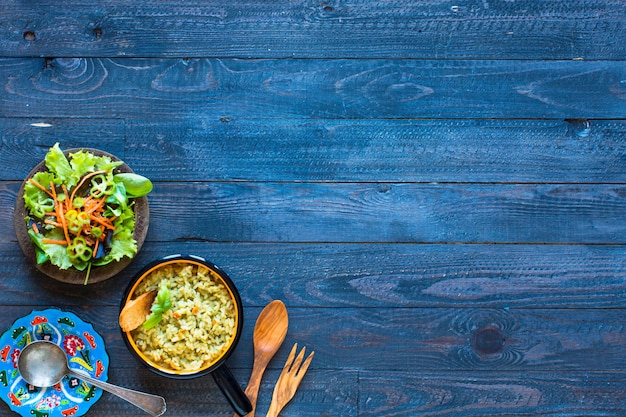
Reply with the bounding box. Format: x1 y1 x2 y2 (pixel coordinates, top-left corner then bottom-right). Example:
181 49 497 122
0 309 109 417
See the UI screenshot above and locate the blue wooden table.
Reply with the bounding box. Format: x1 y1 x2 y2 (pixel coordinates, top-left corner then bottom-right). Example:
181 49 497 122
1 1 625 416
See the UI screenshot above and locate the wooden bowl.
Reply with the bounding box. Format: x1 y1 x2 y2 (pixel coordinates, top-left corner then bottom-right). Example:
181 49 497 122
14 148 149 284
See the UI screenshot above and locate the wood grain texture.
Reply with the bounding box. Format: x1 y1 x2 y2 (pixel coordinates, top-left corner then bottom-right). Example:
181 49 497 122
273 307 626 372
122 119 626 183
359 371 626 416
1 242 625 309
0 118 125 180
55 183 626 243
1 1 625 415
4 182 625 244
208 243 626 309
1 58 625 119
2 118 626 184
1 0 624 59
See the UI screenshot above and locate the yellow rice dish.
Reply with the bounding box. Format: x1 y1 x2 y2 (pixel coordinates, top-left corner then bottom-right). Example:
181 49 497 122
130 262 237 373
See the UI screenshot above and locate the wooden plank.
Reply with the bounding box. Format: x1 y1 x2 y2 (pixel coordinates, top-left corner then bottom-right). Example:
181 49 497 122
1 58 624 119
1 305 625 372
144 182 625 244
0 117 125 179
1 242 625 309
2 242 626 309
122 119 626 183
1 118 624 183
359 371 626 416
1 0 624 59
79 368 356 417
4 182 625 244
279 307 626 372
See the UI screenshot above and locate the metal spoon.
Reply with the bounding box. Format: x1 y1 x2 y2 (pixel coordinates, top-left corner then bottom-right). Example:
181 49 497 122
18 340 166 416
234 300 289 417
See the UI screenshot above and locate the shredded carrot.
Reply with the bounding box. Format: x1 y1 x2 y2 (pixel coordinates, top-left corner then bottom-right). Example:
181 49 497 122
93 238 99 258
41 238 69 245
89 214 115 230
44 219 63 228
62 184 71 212
51 181 71 245
85 198 105 214
31 223 39 234
69 170 106 203
28 179 54 198
57 205 70 244
49 181 57 199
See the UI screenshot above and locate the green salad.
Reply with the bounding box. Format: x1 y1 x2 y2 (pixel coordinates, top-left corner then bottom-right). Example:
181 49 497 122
23 143 152 284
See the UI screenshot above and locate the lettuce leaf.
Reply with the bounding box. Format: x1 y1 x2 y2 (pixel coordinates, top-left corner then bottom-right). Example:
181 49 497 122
23 171 58 218
45 143 78 188
95 155 123 172
92 205 137 266
31 228 75 270
68 150 97 178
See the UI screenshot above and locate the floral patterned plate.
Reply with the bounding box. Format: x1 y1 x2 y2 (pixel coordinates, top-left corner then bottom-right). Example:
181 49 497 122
0 309 109 417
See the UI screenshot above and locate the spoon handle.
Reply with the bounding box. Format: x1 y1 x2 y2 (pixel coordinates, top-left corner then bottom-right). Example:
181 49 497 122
236 360 268 417
68 370 166 416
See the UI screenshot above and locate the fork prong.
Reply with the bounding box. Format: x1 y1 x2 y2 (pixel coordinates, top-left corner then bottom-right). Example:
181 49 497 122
266 344 315 417
290 345 307 373
295 350 314 378
283 343 298 371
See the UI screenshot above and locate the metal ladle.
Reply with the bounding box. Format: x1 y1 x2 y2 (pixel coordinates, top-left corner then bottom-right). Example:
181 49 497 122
18 340 166 416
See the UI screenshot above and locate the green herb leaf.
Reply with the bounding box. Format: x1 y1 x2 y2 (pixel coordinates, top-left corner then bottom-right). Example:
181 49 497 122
114 173 153 198
142 280 172 330
45 143 77 188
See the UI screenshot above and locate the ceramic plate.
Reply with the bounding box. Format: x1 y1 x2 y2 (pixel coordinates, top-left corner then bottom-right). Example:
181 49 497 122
0 309 109 417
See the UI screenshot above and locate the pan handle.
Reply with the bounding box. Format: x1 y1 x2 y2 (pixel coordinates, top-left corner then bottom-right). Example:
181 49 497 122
212 364 252 416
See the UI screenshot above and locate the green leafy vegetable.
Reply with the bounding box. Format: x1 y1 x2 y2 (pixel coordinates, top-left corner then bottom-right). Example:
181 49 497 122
143 280 172 330
45 143 76 188
22 143 153 284
114 173 153 198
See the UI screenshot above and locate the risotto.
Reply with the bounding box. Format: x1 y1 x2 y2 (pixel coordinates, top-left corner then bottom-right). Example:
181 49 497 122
129 262 237 373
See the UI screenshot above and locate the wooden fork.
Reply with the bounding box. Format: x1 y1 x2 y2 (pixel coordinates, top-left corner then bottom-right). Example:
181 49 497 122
265 343 314 417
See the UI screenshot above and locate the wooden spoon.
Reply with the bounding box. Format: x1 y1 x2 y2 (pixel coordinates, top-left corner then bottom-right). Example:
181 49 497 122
234 300 288 417
119 289 157 332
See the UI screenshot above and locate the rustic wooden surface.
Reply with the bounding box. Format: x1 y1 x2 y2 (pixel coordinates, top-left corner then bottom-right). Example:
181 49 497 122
1 0 625 416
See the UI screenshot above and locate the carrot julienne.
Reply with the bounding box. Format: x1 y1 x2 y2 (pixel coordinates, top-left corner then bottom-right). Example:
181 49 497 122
62 184 71 212
93 239 100 259
44 219 63 228
32 173 118 264
69 170 106 203
28 179 54 197
89 214 116 229
41 238 69 245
